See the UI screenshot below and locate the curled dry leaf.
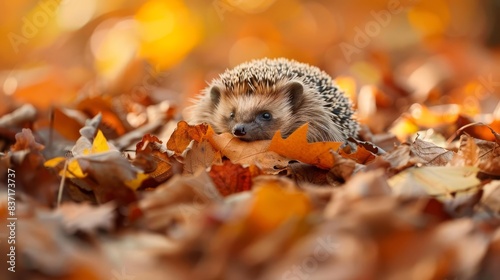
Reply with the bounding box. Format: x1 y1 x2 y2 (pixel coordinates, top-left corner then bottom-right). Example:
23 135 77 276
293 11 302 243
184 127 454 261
381 138 455 174
135 133 179 183
452 134 500 176
338 140 377 165
410 138 454 166
167 120 208 156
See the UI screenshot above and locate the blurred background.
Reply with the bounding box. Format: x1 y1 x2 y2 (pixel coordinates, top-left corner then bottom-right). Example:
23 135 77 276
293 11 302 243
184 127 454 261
1 0 499 141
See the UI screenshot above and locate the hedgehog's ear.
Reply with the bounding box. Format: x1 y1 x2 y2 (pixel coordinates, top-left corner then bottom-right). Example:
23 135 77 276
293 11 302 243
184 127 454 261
209 85 221 106
285 81 304 110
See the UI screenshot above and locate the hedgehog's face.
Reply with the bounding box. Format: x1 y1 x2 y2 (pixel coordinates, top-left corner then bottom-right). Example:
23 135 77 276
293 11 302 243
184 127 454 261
207 81 305 141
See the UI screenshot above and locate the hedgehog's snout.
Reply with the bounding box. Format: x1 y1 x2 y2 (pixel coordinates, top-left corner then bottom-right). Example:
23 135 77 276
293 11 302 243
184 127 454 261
232 124 247 137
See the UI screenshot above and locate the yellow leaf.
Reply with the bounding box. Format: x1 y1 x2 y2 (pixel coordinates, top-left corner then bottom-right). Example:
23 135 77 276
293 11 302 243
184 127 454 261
247 181 311 233
84 130 110 155
44 157 66 168
66 159 87 178
124 172 149 191
92 130 110 153
44 157 86 178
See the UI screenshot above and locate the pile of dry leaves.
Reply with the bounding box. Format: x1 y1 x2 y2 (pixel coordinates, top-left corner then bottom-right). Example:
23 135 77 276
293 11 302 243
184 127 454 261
1 92 500 279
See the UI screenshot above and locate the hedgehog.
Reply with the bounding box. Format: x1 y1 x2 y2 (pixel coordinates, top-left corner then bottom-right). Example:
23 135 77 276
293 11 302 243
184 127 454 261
188 58 359 142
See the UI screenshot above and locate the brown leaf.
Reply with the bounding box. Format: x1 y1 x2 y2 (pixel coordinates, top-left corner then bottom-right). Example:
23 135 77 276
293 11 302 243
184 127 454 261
339 140 378 164
134 133 178 182
167 121 208 156
77 96 127 137
452 135 500 175
205 126 285 167
251 151 289 175
51 107 85 141
410 138 454 166
184 138 222 174
7 200 113 279
209 160 252 197
76 152 139 205
10 128 44 152
138 170 222 235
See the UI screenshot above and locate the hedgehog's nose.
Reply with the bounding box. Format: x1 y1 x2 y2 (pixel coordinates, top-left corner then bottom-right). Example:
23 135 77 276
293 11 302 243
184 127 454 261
232 124 246 137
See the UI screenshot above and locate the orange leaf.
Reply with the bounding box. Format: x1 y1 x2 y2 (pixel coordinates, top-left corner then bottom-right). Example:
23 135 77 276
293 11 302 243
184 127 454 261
135 134 177 183
209 161 252 197
339 140 378 164
456 116 500 142
167 121 208 155
247 179 310 234
13 70 77 109
76 97 126 137
51 107 84 141
268 123 342 169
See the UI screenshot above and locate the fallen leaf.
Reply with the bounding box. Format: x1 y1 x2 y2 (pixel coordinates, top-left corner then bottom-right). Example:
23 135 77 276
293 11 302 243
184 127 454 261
247 176 311 234
206 126 284 167
209 160 252 197
134 133 178 183
388 166 481 200
167 121 208 156
268 123 342 169
184 138 222 174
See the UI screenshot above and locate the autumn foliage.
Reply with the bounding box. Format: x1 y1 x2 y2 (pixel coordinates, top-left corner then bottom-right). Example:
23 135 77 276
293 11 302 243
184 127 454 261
1 1 500 280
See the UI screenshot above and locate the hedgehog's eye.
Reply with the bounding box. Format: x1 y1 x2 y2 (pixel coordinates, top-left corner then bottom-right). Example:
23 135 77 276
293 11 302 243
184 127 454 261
229 112 235 119
260 112 272 121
